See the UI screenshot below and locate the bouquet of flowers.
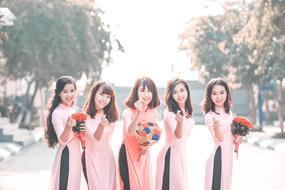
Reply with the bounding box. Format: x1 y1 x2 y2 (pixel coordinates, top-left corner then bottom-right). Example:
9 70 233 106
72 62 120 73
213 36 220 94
136 121 161 161
72 112 87 149
231 116 253 158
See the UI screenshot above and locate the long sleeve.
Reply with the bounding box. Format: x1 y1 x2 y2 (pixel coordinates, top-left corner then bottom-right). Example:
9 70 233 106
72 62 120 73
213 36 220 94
52 110 70 145
204 112 219 143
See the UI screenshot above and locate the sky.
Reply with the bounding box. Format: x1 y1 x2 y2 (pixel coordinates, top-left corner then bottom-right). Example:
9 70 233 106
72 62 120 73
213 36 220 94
97 0 225 87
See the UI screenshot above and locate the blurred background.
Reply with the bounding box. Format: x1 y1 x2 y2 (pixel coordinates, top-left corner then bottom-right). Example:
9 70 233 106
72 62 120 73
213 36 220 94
0 0 284 189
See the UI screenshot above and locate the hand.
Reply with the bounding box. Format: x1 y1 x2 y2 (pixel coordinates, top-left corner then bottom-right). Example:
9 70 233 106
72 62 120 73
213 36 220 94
139 144 148 155
99 114 109 127
175 110 183 124
134 100 143 112
234 136 243 144
213 117 221 131
139 140 150 155
78 122 85 132
66 117 76 128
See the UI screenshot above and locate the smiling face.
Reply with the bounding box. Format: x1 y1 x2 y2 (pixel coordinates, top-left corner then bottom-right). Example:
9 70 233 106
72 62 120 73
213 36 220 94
59 83 76 107
137 84 153 105
94 86 111 111
172 82 188 108
211 84 227 108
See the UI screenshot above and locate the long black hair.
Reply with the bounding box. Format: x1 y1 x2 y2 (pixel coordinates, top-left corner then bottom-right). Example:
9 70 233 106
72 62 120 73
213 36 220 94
45 76 76 148
165 78 193 118
201 77 232 114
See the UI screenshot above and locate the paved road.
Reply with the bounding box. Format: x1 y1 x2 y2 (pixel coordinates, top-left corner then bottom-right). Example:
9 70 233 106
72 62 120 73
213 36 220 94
0 125 284 190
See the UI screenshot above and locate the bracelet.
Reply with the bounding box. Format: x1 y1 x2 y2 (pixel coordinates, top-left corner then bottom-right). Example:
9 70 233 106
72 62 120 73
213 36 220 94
66 122 73 128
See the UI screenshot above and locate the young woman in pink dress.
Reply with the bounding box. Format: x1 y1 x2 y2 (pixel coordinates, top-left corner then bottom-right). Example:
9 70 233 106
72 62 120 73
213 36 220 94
82 81 120 189
202 78 242 190
119 76 160 190
45 76 83 190
156 78 195 190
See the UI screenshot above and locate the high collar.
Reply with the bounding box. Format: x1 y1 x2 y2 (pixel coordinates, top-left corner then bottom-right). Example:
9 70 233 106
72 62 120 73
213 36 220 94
59 103 72 109
215 106 225 114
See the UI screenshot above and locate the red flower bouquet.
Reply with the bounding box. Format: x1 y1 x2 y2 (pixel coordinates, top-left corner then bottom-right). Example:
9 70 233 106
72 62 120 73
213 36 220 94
136 121 161 161
72 112 87 149
231 116 253 158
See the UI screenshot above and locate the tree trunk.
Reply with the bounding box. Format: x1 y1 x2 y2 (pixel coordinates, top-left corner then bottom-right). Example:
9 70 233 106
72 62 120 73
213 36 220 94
277 81 284 133
247 84 257 128
20 79 34 126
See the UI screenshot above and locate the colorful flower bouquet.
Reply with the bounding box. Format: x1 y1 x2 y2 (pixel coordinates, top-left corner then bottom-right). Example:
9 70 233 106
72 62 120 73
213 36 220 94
136 121 161 161
72 112 87 149
231 116 253 158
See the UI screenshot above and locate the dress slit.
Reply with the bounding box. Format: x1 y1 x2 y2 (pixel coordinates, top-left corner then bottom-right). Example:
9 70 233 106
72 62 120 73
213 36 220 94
81 149 88 185
211 146 222 190
162 147 171 190
119 144 130 190
59 146 69 190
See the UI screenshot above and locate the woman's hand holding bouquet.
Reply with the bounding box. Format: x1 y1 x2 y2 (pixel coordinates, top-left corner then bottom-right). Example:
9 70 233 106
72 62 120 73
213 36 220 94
135 121 161 161
231 116 253 158
71 112 87 149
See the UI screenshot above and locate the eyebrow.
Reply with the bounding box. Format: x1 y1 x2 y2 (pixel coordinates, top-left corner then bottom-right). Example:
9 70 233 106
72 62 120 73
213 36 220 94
212 90 225 93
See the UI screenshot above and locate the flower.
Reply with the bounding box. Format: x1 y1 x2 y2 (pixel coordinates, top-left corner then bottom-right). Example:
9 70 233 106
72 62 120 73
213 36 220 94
136 121 161 161
136 121 161 141
231 116 253 158
71 112 87 149
232 116 253 136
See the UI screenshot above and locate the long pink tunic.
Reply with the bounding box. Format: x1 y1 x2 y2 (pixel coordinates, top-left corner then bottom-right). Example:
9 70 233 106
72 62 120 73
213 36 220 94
204 108 234 190
156 109 195 190
120 108 157 190
84 112 117 189
49 104 81 190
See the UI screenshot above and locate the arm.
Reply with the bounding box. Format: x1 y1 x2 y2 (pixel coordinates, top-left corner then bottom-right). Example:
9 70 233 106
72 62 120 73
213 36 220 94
127 111 142 135
52 112 75 145
94 114 109 141
213 119 224 142
174 111 183 138
125 100 144 135
205 113 224 143
60 120 74 143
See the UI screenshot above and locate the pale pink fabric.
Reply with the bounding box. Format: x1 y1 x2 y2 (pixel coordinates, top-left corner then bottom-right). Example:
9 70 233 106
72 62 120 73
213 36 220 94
49 104 82 190
121 108 158 190
156 109 195 190
204 108 234 190
84 112 117 190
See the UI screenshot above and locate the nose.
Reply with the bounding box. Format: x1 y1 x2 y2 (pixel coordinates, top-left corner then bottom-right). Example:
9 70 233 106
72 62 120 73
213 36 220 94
178 92 184 98
67 92 74 97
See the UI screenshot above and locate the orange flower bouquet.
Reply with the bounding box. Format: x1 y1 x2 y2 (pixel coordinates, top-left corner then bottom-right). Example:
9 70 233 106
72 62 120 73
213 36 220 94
231 116 253 158
136 121 161 161
72 112 87 149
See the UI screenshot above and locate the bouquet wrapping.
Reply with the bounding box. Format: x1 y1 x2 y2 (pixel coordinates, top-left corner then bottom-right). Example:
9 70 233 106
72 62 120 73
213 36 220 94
72 112 87 149
231 116 253 158
136 121 161 161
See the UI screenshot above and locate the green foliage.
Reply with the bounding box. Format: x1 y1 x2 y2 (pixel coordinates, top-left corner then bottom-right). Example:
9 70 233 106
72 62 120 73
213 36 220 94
236 0 285 83
2 0 116 87
179 1 254 86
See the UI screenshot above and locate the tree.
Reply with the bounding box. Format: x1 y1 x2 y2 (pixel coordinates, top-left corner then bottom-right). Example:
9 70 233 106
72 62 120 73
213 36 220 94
1 0 122 127
235 0 285 134
179 1 260 125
